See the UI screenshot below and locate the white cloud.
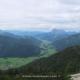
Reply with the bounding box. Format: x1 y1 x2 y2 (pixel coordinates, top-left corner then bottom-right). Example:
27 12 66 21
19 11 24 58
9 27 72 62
0 0 79 30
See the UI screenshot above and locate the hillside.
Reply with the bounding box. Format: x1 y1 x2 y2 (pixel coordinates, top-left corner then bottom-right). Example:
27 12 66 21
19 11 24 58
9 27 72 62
12 46 80 75
53 33 80 51
0 30 42 57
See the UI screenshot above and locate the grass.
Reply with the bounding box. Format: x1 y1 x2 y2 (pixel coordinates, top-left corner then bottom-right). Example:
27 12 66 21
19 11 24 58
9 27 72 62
0 57 39 70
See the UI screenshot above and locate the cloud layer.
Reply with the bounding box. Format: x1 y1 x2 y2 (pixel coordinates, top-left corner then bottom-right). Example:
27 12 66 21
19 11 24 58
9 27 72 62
0 0 80 30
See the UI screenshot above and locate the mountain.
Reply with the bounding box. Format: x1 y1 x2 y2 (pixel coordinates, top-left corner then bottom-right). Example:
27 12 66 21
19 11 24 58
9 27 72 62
9 30 46 37
12 46 80 75
0 30 42 57
33 29 77 42
9 29 77 42
53 33 80 51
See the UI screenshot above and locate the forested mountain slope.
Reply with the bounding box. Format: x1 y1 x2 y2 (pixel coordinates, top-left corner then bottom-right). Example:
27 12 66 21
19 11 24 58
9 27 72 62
53 33 80 51
0 30 42 57
13 46 80 75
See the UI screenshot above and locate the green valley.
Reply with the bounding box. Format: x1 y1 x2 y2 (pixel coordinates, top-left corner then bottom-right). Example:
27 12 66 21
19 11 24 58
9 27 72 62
0 40 57 70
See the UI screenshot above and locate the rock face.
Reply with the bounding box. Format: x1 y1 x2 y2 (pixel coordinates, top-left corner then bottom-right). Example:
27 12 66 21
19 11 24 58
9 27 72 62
71 73 80 80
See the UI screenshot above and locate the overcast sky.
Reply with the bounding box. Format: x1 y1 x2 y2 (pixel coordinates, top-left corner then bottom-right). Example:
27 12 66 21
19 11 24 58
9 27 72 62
0 0 80 31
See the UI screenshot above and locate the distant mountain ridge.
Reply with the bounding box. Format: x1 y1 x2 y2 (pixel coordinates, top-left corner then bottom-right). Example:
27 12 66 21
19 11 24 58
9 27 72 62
8 29 77 42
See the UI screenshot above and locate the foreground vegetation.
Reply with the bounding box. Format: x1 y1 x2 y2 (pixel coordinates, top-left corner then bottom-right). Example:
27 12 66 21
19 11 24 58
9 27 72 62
0 72 71 80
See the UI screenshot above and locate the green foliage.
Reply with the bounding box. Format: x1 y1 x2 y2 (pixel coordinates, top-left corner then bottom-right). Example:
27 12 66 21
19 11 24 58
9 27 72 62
13 46 80 75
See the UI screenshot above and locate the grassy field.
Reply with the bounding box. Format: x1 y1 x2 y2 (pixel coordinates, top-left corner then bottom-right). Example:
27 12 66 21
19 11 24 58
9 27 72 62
0 57 39 70
0 40 57 70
